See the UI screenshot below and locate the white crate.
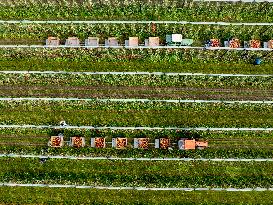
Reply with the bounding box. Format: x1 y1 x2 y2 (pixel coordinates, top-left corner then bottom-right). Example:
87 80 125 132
171 34 182 43
128 37 138 47
85 37 99 46
148 37 159 47
46 37 60 46
65 37 80 46
108 37 119 46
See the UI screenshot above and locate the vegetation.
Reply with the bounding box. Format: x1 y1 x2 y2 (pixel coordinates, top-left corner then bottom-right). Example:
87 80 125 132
0 0 272 23
2 73 273 88
1 158 273 188
0 1 272 204
1 23 273 44
0 100 272 127
2 187 273 205
0 73 272 100
1 48 273 74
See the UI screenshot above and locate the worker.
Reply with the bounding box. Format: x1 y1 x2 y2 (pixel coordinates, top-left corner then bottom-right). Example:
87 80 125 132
254 57 262 65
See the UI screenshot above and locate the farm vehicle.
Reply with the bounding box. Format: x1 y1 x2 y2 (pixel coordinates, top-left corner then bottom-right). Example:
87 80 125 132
48 135 208 150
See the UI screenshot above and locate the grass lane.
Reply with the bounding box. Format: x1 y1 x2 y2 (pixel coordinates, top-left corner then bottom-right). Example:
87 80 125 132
0 101 272 127
0 158 273 188
1 187 273 205
0 73 272 100
1 58 273 74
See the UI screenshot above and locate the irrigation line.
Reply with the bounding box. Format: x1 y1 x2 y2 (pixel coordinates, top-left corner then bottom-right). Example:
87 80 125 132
0 45 272 51
1 71 272 77
0 97 273 104
0 125 273 131
0 183 272 191
1 20 273 26
0 154 273 162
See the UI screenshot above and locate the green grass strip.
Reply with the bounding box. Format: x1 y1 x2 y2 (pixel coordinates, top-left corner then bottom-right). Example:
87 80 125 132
0 100 272 127
1 187 273 205
0 158 273 188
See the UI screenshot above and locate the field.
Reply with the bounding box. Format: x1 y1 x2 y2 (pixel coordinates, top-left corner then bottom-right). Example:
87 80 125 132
1 0 273 204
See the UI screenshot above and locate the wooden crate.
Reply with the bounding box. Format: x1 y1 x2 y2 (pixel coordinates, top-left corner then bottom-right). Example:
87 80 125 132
112 138 127 149
85 37 99 46
133 138 149 149
229 39 240 48
65 37 80 46
106 37 119 47
159 138 170 149
49 136 64 148
46 37 60 46
250 40 260 48
91 137 106 148
70 137 85 148
148 37 160 46
128 37 139 47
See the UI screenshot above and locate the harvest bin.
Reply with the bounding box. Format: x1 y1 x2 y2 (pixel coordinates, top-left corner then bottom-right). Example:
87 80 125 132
70 137 85 148
155 138 170 149
85 37 99 47
91 137 106 148
65 37 80 46
206 39 220 47
48 135 64 148
105 37 119 47
145 37 160 47
134 138 149 149
125 37 139 47
244 40 260 48
112 138 127 149
46 37 60 46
